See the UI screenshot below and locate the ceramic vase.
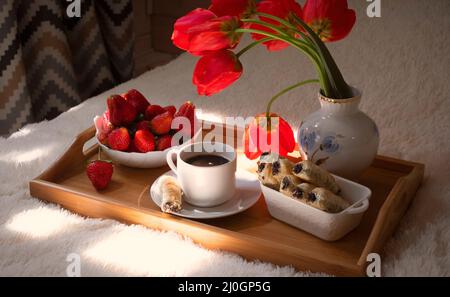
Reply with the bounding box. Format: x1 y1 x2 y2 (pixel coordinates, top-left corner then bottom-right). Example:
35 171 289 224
297 88 379 179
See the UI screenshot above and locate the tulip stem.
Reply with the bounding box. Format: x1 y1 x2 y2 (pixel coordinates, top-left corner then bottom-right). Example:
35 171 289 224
235 27 331 96
290 14 353 98
241 18 312 49
254 12 300 32
265 79 319 118
236 37 272 58
239 18 328 93
247 12 351 98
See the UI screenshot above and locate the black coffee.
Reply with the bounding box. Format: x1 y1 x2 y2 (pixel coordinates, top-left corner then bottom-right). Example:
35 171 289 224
185 155 229 167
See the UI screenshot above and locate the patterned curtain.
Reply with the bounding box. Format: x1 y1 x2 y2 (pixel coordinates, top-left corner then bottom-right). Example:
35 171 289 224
0 0 135 135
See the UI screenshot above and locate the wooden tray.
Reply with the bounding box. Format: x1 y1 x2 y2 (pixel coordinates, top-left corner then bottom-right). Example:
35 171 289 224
29 124 424 276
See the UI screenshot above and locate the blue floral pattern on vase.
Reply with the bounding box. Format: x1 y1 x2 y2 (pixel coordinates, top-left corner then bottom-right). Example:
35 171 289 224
299 128 341 165
321 135 340 153
299 130 317 152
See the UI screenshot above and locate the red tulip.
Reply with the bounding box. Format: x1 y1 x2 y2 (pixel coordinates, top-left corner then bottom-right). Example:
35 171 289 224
244 113 295 160
172 8 216 52
209 0 256 18
302 0 356 42
187 16 243 55
193 50 243 96
251 0 303 51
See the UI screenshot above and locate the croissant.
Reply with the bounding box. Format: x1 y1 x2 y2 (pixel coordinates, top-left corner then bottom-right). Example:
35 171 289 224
292 160 340 194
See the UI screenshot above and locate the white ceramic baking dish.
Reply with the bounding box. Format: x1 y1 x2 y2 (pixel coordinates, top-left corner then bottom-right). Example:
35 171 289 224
261 175 371 241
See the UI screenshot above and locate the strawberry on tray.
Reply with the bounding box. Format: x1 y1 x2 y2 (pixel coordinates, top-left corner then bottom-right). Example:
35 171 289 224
94 89 200 168
86 159 113 191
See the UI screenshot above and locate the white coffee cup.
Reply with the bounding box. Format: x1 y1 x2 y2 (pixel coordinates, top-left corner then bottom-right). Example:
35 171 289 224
166 141 237 207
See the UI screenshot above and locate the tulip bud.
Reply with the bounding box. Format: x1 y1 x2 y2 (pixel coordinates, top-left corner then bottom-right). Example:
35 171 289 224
172 8 216 51
251 0 303 51
303 0 356 42
187 16 243 55
244 113 296 160
209 0 256 18
193 50 243 96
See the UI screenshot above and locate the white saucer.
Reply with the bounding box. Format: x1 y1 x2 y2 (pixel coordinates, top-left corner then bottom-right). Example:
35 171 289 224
150 169 261 219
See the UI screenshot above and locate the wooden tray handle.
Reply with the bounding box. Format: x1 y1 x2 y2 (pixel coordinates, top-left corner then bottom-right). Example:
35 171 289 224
358 162 424 269
77 125 97 155
37 125 97 181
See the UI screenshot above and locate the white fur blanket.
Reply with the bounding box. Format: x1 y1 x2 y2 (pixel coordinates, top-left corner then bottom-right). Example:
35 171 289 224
0 0 449 276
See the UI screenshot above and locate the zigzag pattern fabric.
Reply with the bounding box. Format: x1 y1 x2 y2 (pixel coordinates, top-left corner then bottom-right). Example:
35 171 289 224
0 0 134 135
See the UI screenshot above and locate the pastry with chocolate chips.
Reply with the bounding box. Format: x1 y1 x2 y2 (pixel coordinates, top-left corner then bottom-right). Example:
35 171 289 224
271 158 300 185
306 188 350 213
292 160 340 194
257 153 300 190
280 176 315 201
257 161 280 190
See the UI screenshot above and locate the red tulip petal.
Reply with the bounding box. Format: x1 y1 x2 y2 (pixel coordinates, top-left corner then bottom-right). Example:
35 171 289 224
244 113 295 159
196 70 242 96
244 125 262 160
328 8 355 42
189 32 235 54
303 0 356 42
251 0 303 51
193 50 243 96
187 16 242 55
209 0 256 18
172 8 216 50
278 118 296 153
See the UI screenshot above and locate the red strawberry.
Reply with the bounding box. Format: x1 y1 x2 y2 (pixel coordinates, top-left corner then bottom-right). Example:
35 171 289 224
97 132 109 145
86 160 113 190
122 89 149 114
134 129 155 153
107 95 137 126
108 127 130 151
136 120 151 132
102 110 114 133
163 105 176 116
156 134 172 151
145 104 165 120
175 101 195 118
150 111 173 135
174 101 196 136
127 141 139 153
96 111 113 145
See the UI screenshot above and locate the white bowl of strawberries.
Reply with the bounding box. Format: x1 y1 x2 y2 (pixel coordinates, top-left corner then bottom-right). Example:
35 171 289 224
94 89 200 168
